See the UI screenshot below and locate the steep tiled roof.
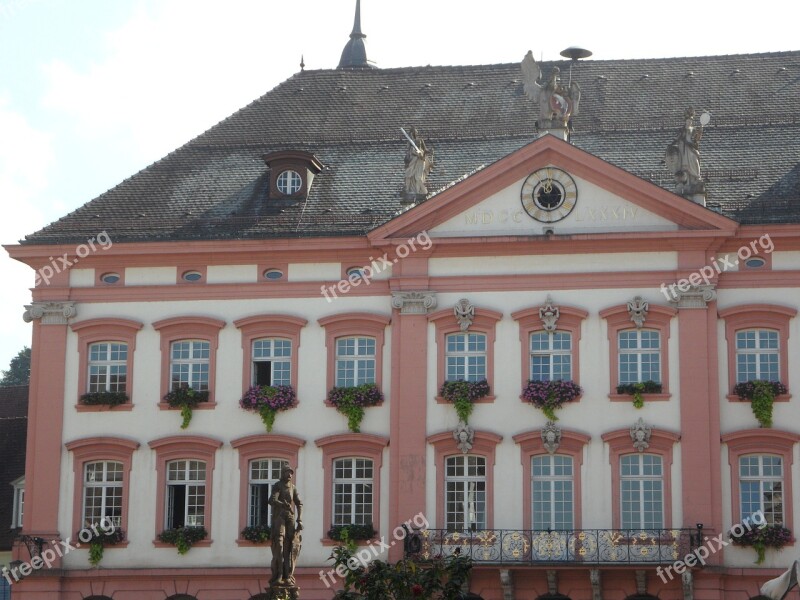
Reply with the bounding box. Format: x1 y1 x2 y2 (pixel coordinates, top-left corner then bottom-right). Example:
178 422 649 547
23 51 800 244
0 385 27 550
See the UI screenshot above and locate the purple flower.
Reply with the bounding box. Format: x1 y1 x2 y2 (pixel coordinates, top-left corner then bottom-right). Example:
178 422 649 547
239 385 296 413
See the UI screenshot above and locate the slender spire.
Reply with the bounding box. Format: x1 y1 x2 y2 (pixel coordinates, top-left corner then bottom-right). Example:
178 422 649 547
337 0 376 69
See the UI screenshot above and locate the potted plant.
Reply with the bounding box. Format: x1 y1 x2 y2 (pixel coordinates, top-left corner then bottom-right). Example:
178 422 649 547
158 526 208 555
730 523 794 564
163 386 209 429
240 385 296 432
733 380 787 428
327 383 383 433
616 380 662 409
522 379 582 421
328 523 376 542
79 391 128 407
82 526 125 567
241 524 271 544
439 379 490 424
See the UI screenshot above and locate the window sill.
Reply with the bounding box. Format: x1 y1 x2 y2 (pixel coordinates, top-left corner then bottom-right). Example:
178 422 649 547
158 402 217 410
321 536 380 547
518 393 583 404
235 538 270 547
608 393 671 402
726 393 791 402
435 395 495 405
75 403 134 412
152 539 212 549
324 398 385 408
75 540 130 549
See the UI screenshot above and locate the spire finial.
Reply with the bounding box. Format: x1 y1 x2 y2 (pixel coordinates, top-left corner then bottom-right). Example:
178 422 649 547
300 54 305 71
351 0 364 37
337 0 376 69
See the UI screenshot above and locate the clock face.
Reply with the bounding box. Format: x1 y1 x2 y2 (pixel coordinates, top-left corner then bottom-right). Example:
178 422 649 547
520 167 578 223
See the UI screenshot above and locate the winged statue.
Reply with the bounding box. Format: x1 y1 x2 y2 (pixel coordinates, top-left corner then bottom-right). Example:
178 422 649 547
521 51 581 127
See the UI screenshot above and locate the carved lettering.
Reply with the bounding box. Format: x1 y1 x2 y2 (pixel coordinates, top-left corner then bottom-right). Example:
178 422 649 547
465 213 478 225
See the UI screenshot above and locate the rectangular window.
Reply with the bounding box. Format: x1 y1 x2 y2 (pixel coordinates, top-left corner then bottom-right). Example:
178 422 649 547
83 461 123 528
166 460 206 528
446 333 487 382
532 455 574 530
11 480 24 529
170 340 210 391
445 455 486 531
736 330 780 383
248 458 289 527
88 342 128 392
739 455 783 524
333 458 373 526
618 330 661 384
252 339 292 386
335 337 376 387
620 454 663 529
530 332 572 381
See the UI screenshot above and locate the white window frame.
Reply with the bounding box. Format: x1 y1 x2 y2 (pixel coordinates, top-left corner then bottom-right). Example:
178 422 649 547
735 329 780 383
532 454 574 530
277 170 302 194
445 454 486 531
739 454 784 524
335 337 376 387
530 331 572 381
248 458 288 527
618 329 661 384
445 332 487 382
10 476 24 529
166 459 206 528
252 338 292 387
332 457 374 526
620 454 663 530
170 340 210 391
83 461 123 528
87 341 128 393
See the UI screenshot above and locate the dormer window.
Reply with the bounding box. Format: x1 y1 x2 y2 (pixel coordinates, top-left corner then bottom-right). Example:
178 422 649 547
277 170 302 195
263 150 323 200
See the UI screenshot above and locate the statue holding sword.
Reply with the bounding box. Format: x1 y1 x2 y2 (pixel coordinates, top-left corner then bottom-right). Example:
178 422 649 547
401 126 434 201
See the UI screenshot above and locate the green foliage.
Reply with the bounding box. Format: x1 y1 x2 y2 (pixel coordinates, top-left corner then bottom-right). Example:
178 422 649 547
328 524 376 543
241 524 271 543
80 525 125 567
163 387 209 429
329 543 472 600
438 380 490 425
328 384 383 433
733 380 786 428
0 347 30 387
616 381 662 409
79 391 129 406
158 526 207 554
89 541 104 566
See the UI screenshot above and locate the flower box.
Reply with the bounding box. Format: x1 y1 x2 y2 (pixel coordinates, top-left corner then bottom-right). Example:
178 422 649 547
240 385 297 432
439 379 491 424
79 391 129 406
158 526 208 555
327 384 383 432
616 381 662 408
522 379 582 421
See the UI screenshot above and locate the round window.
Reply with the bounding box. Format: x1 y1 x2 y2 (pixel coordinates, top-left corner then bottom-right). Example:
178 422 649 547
182 270 203 282
744 257 766 269
263 269 284 281
346 267 365 280
100 272 120 284
277 170 302 195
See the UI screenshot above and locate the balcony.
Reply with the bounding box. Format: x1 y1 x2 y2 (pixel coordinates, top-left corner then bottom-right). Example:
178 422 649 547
406 529 696 565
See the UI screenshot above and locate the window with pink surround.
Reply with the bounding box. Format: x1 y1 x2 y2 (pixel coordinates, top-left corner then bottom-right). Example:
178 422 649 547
230 434 305 545
719 304 796 400
602 428 679 529
234 315 307 394
318 313 390 399
599 303 676 400
722 429 800 532
70 318 143 410
512 305 588 391
149 435 222 546
153 317 225 406
315 433 388 543
66 437 139 545
428 307 502 403
513 429 590 530
428 430 502 529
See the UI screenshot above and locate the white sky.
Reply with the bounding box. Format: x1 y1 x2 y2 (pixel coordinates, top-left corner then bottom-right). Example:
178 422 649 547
0 0 798 370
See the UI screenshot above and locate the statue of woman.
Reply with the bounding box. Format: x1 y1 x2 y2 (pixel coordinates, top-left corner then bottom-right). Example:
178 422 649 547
666 108 703 193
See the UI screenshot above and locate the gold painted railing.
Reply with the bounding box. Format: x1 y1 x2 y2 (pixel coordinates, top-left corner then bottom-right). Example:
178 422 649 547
405 529 696 564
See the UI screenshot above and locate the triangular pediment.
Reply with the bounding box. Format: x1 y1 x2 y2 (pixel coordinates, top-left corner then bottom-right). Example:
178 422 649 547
369 135 737 242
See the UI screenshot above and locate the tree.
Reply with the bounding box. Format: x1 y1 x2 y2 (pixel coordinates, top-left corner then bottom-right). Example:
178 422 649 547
0 347 31 387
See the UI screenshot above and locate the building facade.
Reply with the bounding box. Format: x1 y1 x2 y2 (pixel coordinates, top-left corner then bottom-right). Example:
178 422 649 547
4 9 800 600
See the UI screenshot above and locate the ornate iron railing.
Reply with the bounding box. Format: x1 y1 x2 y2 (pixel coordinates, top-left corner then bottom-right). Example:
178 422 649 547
406 528 696 565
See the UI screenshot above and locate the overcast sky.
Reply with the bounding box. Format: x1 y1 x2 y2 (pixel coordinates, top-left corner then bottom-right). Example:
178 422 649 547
0 0 798 371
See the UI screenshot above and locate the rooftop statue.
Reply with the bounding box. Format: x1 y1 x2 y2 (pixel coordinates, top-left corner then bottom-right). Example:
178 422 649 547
521 51 581 129
666 107 706 198
402 126 434 202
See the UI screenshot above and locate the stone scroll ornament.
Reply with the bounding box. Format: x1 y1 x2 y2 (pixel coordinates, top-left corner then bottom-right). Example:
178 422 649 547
760 559 799 600
521 51 581 129
454 298 475 332
627 296 649 329
539 296 560 332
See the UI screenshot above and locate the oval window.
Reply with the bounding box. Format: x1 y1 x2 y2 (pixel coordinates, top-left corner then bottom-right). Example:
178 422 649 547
276 170 302 195
263 269 284 281
100 272 120 284
346 267 365 280
182 270 203 282
744 257 766 269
